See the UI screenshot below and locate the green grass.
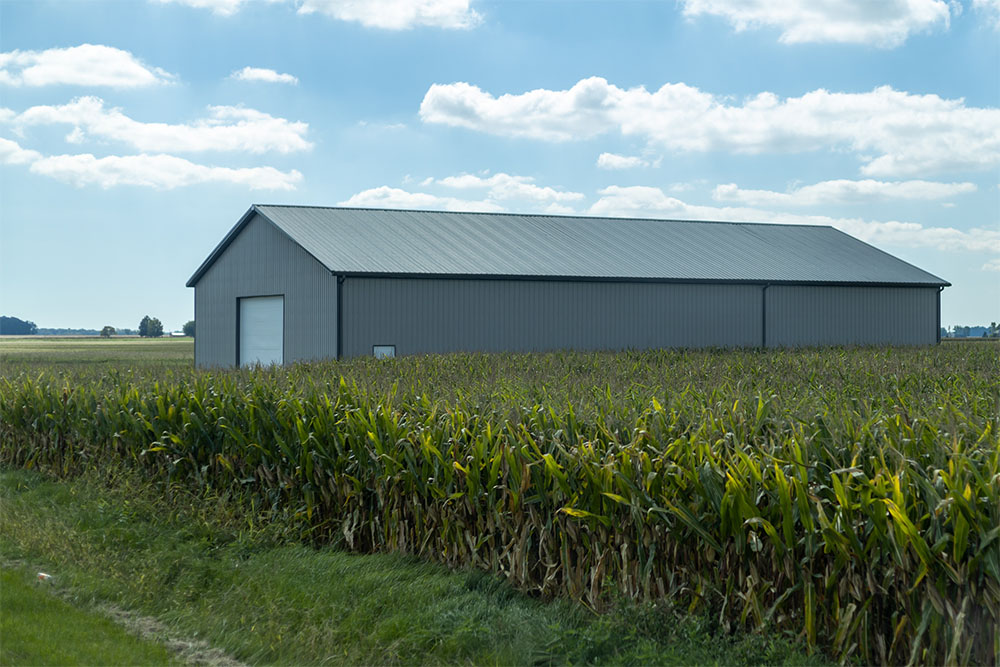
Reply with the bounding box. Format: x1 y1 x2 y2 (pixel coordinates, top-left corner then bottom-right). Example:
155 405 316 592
0 564 178 666
0 336 192 370
0 467 821 666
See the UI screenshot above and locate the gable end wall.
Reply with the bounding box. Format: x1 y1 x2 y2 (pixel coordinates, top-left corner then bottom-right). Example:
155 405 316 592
193 213 337 367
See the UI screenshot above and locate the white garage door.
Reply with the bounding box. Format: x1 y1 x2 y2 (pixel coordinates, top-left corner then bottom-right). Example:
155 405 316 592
240 296 283 366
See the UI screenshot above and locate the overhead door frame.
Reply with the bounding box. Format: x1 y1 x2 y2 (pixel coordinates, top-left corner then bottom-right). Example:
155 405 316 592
237 294 285 366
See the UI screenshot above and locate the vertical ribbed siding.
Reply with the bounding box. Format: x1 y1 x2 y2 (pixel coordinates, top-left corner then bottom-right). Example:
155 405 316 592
341 278 761 357
193 214 337 367
766 285 938 347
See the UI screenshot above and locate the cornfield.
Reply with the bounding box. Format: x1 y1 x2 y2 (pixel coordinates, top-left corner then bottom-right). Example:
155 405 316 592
2 345 998 665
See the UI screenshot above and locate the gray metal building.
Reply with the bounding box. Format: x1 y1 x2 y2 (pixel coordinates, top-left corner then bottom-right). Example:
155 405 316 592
186 205 948 367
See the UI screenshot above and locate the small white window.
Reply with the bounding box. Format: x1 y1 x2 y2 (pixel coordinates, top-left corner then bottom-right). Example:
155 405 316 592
373 345 396 359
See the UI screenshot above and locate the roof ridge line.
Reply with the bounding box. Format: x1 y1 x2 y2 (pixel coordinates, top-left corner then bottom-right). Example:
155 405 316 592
252 204 835 230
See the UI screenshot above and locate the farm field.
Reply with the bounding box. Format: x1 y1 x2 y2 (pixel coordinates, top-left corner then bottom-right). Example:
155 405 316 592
1 338 997 664
0 335 192 369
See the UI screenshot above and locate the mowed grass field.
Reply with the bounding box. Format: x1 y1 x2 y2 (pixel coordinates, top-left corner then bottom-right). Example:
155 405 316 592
1 337 997 665
0 335 193 368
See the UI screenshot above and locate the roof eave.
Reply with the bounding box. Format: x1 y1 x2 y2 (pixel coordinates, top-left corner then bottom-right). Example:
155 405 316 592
186 205 260 287
335 270 949 288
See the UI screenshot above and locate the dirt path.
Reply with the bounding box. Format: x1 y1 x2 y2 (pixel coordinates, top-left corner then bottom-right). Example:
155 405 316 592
96 603 246 667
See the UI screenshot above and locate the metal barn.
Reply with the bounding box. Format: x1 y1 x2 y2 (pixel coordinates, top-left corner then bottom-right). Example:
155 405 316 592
186 205 948 367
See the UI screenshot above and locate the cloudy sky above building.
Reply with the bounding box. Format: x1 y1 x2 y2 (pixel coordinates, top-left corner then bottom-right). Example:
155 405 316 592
1 0 997 331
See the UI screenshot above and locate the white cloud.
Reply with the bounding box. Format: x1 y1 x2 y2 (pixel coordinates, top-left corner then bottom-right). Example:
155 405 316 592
983 257 1000 272
589 185 1000 254
0 136 300 190
435 172 584 202
679 0 951 47
0 137 42 165
543 203 577 215
712 179 977 206
0 44 175 88
153 0 481 28
297 0 480 29
420 78 1000 177
230 66 298 84
151 0 283 16
30 153 301 190
12 97 312 154
596 153 651 170
972 0 1000 28
338 185 503 211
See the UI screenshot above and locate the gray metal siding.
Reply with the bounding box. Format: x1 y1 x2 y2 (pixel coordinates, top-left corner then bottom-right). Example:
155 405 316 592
766 286 938 347
341 278 762 357
193 214 337 367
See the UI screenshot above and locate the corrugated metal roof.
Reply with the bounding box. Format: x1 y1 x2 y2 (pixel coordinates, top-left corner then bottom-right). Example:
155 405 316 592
187 205 949 287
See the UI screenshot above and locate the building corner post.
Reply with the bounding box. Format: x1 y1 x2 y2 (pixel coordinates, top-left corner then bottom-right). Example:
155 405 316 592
936 286 943 344
761 283 771 349
336 274 345 360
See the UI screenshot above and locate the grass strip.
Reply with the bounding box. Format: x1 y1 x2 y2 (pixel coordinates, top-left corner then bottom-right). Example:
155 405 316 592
0 565 179 666
0 468 821 666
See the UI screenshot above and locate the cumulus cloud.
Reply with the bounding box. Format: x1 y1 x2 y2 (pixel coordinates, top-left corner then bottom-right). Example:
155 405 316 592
712 179 977 206
0 44 175 88
588 185 1000 254
434 172 584 202
31 153 301 190
679 0 952 47
338 185 502 211
230 66 298 84
972 0 1000 28
0 136 42 165
11 96 312 154
0 136 300 190
151 0 284 16
297 0 481 29
983 257 1000 271
596 153 653 169
420 78 1000 177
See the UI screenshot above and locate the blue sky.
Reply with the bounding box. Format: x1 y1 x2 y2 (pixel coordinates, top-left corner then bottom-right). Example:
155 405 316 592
1 0 998 332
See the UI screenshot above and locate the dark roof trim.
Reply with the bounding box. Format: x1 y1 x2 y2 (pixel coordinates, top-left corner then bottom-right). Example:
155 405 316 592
187 205 333 287
335 271 949 288
186 205 257 287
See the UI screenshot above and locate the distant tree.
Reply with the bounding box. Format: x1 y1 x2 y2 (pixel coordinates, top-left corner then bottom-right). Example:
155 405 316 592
0 315 38 335
100 326 116 338
149 317 163 338
940 327 947 339
138 315 163 338
182 320 195 338
989 322 999 338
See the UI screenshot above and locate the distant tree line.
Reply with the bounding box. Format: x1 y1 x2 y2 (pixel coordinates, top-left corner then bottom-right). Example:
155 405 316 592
1 313 191 337
944 323 999 338
0 316 37 335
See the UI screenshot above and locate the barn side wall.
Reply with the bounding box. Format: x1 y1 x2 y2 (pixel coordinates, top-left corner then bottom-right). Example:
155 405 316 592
192 214 337 367
765 285 938 347
340 278 763 357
